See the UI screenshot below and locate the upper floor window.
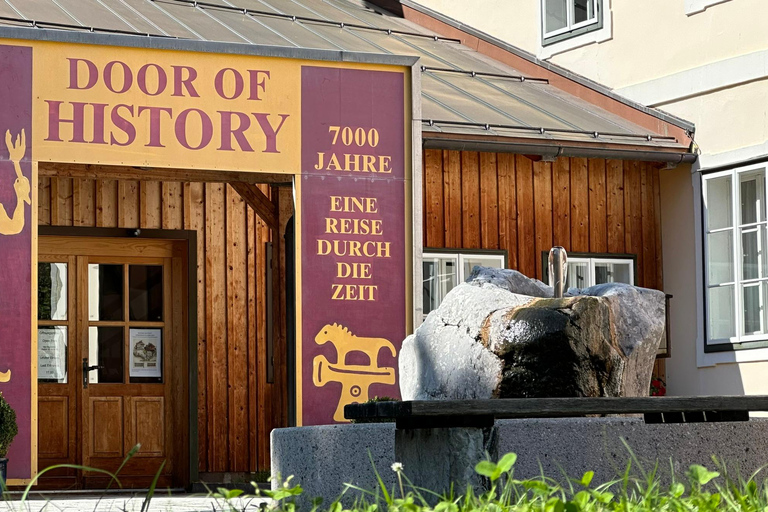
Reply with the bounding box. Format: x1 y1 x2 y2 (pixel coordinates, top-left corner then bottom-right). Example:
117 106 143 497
703 164 768 349
542 0 602 45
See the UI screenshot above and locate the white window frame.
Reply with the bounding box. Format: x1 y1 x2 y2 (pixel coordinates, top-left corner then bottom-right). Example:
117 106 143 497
547 255 635 288
541 0 600 40
703 163 768 347
422 250 506 321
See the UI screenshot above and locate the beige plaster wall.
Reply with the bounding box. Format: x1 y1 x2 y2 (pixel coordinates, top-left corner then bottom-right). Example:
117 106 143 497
413 0 540 54
411 0 768 89
660 80 768 158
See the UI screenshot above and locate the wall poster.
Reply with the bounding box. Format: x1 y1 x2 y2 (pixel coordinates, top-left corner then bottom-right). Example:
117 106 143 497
129 329 162 379
299 67 407 425
37 327 66 382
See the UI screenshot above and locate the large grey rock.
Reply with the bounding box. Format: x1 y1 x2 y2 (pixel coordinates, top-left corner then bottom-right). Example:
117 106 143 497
400 267 665 400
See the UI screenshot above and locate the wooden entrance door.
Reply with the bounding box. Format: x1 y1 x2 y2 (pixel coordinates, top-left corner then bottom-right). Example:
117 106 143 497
37 236 188 489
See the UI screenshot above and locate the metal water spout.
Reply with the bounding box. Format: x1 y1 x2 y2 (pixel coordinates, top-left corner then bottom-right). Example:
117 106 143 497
548 246 568 298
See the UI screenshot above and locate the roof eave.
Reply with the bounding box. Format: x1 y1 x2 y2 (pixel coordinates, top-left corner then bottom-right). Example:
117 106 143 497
0 25 420 67
423 132 697 165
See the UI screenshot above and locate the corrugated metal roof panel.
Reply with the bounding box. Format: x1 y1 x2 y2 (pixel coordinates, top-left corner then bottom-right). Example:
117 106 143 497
0 0 690 151
0 1 25 19
304 23 385 51
204 7 301 46
94 0 173 35
54 0 137 31
151 0 247 42
119 0 202 38
6 0 81 25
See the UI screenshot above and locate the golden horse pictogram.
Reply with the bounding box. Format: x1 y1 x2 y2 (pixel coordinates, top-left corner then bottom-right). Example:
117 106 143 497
313 323 396 422
0 129 30 236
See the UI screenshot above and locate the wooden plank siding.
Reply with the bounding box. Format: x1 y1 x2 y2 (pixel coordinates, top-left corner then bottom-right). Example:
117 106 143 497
39 173 279 473
422 149 665 292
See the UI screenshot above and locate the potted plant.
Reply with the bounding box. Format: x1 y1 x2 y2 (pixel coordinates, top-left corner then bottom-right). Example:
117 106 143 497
0 392 18 484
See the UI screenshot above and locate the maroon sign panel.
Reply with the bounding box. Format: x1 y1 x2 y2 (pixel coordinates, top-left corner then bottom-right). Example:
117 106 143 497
0 44 33 479
301 66 406 425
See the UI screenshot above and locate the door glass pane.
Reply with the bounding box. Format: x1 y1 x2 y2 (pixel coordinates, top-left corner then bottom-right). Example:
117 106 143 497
705 175 732 230
38 262 67 321
88 326 124 383
423 257 457 316
566 261 588 289
38 326 67 383
88 264 124 321
594 262 632 285
573 0 595 23
708 285 735 341
544 0 568 33
740 172 765 225
462 256 504 280
129 265 164 322
742 283 764 335
707 231 734 285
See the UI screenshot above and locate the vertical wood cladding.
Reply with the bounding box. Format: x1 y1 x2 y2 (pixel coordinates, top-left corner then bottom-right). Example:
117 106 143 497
39 174 281 473
423 149 668 383
422 149 665 291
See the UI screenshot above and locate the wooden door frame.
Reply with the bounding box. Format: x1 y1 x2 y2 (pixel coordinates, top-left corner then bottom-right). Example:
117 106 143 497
38 226 198 487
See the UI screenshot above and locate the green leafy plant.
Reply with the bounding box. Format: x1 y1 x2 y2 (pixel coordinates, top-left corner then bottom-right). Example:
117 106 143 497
0 392 18 459
10 445 768 512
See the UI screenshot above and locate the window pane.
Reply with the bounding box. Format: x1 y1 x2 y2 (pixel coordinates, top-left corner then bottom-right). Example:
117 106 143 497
573 0 595 23
462 256 504 280
741 226 768 281
423 257 457 315
544 0 568 33
129 265 164 322
705 175 732 230
38 262 67 321
88 326 124 384
740 171 765 225
88 264 124 321
707 231 734 285
566 261 589 289
38 326 67 383
594 262 632 285
742 283 764 335
708 285 735 341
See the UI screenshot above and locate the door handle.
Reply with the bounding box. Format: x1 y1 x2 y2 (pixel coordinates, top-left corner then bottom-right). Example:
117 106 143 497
82 358 105 388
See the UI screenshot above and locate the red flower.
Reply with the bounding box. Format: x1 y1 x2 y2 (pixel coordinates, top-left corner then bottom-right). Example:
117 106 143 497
650 378 667 397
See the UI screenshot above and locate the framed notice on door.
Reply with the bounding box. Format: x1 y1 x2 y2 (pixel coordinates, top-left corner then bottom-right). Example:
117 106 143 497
129 329 162 378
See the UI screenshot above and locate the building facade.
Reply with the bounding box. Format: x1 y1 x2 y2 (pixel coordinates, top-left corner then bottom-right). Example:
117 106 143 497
400 0 768 396
0 0 694 489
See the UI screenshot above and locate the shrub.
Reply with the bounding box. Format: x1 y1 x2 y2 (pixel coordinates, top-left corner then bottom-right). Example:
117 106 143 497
0 392 18 459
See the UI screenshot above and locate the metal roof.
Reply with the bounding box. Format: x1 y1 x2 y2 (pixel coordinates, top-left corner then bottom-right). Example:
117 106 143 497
0 0 690 154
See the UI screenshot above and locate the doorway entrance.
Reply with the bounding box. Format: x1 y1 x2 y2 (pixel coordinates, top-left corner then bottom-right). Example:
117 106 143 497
37 235 189 489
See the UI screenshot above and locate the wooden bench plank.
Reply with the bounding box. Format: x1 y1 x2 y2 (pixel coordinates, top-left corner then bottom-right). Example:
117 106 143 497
345 396 768 423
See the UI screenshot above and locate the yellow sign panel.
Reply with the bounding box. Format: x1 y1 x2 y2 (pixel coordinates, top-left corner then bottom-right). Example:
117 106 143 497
33 43 300 173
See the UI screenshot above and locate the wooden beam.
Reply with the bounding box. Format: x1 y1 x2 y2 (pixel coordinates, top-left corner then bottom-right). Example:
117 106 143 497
39 162 293 185
230 182 277 230
345 396 768 422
